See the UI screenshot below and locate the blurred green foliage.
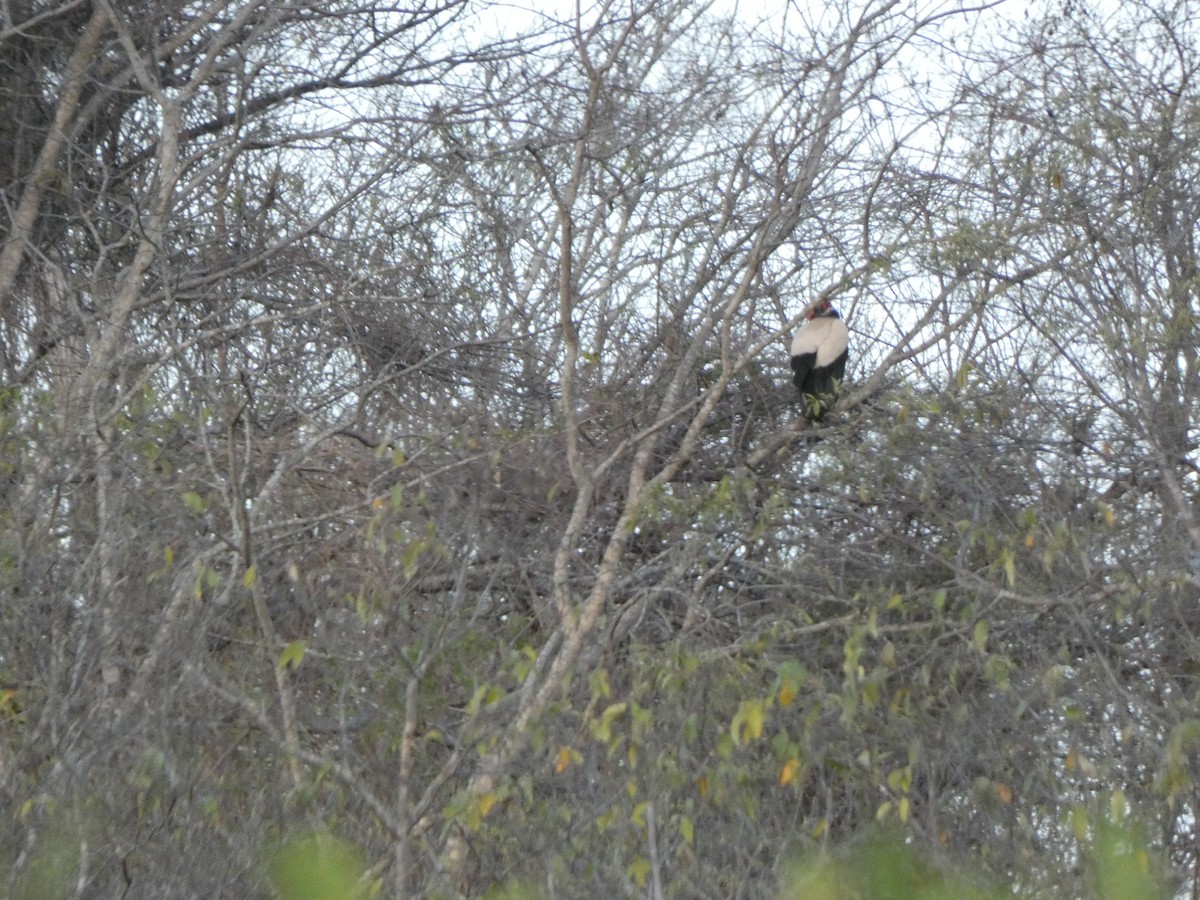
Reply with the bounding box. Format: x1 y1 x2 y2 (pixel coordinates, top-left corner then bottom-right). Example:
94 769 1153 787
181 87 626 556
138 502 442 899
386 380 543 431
267 833 369 900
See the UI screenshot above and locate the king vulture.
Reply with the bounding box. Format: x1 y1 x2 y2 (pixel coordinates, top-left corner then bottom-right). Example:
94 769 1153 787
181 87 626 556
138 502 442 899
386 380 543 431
790 300 848 421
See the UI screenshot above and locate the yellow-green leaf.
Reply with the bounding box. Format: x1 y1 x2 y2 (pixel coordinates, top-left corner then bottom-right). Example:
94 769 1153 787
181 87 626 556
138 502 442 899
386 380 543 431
955 360 973 389
731 698 766 746
1099 501 1115 528
1110 789 1126 822
779 676 799 707
631 801 650 828
715 733 733 759
590 701 627 743
588 668 611 701
466 684 489 717
998 546 1016 587
627 856 651 888
277 639 307 670
973 619 988 654
1071 805 1088 841
477 791 499 818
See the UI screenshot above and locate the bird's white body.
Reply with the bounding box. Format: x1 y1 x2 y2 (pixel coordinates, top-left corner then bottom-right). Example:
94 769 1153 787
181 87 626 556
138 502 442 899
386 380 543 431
790 316 848 366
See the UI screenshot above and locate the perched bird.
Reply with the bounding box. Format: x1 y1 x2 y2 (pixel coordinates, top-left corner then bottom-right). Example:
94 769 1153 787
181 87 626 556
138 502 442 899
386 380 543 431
790 300 848 421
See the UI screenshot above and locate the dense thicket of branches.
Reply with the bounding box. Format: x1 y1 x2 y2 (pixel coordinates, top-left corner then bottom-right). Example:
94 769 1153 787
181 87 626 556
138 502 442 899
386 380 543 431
1 1 1197 896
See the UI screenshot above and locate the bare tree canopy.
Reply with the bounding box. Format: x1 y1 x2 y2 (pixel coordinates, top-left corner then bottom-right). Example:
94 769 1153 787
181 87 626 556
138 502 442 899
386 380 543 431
1 0 1198 896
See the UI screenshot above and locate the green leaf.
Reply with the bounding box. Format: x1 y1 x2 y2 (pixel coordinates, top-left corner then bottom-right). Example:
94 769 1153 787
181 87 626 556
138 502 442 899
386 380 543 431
716 732 734 759
955 359 973 389
595 809 615 832
1110 789 1126 823
590 702 627 743
680 815 694 846
466 684 489 717
278 640 308 671
630 801 649 828
932 589 947 613
731 698 766 746
972 620 988 654
627 855 651 888
588 668 611 701
997 546 1016 587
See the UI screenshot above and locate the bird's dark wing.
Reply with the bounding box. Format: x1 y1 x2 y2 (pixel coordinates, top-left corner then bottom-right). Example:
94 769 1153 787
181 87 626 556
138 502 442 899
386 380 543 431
791 352 816 391
806 350 848 398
